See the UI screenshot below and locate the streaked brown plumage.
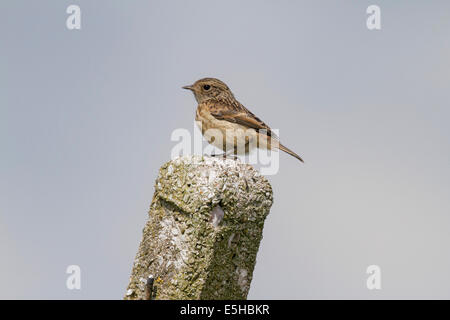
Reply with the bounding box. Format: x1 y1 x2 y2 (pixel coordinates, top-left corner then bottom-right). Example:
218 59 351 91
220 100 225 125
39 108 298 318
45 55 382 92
183 78 304 163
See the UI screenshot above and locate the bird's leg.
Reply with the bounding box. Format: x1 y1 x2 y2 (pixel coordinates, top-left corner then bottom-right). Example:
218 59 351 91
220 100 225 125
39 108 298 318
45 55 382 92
210 151 225 157
208 150 238 160
224 149 238 160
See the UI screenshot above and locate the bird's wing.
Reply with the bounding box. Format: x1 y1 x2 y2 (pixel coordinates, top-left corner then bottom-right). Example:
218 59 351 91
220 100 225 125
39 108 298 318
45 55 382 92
208 101 278 139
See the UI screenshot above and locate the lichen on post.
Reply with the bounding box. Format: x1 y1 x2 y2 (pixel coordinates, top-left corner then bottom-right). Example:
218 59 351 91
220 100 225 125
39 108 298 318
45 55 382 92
124 155 273 300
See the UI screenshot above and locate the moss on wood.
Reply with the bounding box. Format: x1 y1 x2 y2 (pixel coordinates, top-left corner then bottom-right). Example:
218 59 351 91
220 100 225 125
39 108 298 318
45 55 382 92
124 155 273 300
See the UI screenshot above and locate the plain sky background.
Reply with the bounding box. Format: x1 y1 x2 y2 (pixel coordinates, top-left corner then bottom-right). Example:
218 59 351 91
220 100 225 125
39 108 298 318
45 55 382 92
1 1 450 299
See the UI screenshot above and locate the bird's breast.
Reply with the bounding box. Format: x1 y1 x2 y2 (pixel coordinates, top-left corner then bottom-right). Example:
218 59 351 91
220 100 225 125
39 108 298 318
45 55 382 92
195 104 258 153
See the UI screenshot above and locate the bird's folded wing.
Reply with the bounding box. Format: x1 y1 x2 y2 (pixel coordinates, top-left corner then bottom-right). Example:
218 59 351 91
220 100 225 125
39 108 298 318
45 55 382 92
210 109 278 139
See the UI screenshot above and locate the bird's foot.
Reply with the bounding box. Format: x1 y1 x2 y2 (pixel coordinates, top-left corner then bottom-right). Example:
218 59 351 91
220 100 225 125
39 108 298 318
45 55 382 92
224 154 238 160
209 152 223 158
208 152 238 160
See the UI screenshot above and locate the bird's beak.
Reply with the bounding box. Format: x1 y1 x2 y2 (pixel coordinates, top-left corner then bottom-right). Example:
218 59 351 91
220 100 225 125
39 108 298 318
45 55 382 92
182 85 194 91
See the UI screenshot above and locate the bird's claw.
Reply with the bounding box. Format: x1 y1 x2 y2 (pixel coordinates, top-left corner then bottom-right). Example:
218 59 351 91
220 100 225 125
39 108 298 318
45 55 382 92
208 153 238 160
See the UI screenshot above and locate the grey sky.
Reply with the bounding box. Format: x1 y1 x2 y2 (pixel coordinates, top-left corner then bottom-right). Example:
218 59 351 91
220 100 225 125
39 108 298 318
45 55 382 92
1 1 450 299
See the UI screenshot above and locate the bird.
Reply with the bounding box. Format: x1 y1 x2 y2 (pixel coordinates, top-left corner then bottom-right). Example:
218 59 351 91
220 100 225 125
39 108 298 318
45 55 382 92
182 78 304 163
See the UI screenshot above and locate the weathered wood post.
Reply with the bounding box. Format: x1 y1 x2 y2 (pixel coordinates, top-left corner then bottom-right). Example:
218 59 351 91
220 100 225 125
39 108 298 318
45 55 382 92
124 155 273 300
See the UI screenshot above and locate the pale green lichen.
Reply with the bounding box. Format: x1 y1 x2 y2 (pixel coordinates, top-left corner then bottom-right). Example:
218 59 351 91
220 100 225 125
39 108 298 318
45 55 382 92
124 155 273 300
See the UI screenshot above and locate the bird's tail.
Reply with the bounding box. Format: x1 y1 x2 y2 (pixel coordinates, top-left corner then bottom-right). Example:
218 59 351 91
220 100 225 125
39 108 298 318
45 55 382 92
278 143 304 163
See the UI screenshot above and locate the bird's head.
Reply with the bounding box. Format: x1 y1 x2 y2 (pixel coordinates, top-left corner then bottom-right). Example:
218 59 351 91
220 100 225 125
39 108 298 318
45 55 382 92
182 78 234 103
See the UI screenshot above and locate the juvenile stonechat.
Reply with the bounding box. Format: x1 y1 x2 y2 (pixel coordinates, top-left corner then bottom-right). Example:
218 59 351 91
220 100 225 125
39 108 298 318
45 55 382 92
183 78 304 163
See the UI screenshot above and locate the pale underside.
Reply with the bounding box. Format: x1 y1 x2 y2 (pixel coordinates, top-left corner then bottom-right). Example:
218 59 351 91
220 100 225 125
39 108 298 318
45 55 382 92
196 107 280 155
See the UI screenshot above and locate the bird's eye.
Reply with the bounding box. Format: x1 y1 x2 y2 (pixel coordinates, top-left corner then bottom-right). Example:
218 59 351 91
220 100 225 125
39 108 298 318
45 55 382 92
203 85 211 91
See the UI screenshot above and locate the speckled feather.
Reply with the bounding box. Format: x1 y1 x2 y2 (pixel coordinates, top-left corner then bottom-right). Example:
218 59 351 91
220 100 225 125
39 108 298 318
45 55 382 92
185 78 304 162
